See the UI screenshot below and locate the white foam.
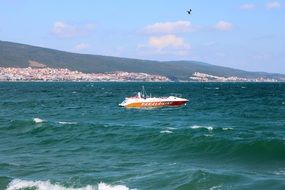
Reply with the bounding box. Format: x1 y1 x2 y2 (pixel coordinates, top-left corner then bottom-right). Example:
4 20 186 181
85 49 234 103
58 121 78 125
33 118 44 123
160 130 173 134
191 125 213 131
6 179 131 190
205 87 219 90
222 127 233 131
273 170 285 176
166 127 176 130
98 182 130 190
209 185 222 190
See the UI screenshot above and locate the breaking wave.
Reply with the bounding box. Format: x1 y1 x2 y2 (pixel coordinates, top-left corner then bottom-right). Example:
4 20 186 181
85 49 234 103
6 179 131 190
160 130 173 134
33 118 45 123
58 121 78 125
190 125 213 131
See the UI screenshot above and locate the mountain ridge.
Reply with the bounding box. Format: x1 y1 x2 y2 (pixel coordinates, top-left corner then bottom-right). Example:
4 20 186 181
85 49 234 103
0 40 284 81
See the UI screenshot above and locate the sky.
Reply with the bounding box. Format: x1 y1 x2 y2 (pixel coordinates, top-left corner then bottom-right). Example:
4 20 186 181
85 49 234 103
0 0 284 73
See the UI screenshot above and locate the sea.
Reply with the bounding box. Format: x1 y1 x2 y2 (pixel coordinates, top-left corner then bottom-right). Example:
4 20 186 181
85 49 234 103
0 82 284 190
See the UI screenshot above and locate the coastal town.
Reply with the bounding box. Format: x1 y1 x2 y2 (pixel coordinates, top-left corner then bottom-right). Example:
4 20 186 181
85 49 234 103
189 72 278 82
0 67 279 82
0 67 170 82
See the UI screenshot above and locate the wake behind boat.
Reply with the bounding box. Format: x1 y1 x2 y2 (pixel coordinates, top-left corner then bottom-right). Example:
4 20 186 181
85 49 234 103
119 87 189 108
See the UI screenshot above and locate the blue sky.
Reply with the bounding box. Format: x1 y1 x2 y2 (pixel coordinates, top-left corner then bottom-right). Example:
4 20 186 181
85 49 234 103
0 0 284 73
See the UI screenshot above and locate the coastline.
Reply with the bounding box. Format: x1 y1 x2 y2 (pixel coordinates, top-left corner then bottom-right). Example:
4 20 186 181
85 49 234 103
1 67 283 82
0 80 284 83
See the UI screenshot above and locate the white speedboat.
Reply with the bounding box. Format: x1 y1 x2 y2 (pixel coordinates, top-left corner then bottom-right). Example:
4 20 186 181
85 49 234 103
119 87 189 108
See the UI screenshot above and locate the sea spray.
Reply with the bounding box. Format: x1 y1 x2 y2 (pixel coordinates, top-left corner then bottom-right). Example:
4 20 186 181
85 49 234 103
58 121 78 125
6 179 132 190
160 130 173 134
190 125 213 131
33 118 44 123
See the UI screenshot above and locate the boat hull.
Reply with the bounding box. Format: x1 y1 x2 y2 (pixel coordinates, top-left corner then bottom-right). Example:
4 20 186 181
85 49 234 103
122 100 188 108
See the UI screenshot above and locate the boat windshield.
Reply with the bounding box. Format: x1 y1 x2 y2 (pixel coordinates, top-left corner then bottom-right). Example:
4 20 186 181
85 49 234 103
141 86 148 99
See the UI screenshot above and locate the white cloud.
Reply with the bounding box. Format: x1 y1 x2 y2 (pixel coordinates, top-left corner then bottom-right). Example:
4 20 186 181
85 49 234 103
240 3 256 10
144 21 194 34
52 21 95 38
52 21 78 38
137 34 191 56
266 1 282 9
214 21 234 31
148 35 190 50
74 43 90 51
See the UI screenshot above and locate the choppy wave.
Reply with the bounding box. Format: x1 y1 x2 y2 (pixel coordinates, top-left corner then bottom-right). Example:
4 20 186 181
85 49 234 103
190 125 213 131
145 127 285 163
189 125 233 132
160 130 173 134
58 121 78 125
205 87 220 90
33 118 45 123
222 127 233 131
6 179 131 190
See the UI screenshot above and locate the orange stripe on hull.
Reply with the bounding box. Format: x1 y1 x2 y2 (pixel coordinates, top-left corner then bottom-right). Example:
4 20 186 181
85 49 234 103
125 101 188 108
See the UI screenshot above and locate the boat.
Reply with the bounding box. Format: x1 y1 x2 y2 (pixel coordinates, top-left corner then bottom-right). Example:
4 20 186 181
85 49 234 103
119 86 189 108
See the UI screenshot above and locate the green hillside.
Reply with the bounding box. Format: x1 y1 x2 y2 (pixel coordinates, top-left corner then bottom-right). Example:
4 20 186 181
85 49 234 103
0 40 284 81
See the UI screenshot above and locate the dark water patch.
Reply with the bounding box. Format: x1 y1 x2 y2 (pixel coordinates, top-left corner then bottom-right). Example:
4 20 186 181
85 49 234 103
6 119 55 135
175 169 243 190
158 133 285 163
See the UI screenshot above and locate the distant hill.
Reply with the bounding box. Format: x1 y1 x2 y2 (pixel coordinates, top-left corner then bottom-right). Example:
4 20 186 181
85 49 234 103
0 40 284 81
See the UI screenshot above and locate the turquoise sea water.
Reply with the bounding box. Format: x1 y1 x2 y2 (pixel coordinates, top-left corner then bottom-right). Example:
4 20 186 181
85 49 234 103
0 82 284 190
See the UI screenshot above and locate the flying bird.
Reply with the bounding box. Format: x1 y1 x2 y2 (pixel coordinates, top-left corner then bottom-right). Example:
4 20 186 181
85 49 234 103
187 9 192 15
